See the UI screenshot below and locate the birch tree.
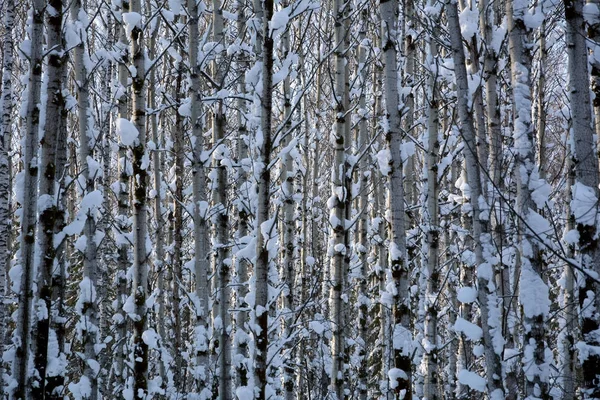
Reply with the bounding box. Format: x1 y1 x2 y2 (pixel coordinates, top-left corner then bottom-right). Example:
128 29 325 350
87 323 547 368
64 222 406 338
253 0 275 397
446 0 504 396
69 1 102 397
31 0 66 396
329 0 351 396
380 0 412 396
0 0 15 393
125 0 150 395
187 0 211 394
12 0 44 396
506 0 549 396
564 0 600 396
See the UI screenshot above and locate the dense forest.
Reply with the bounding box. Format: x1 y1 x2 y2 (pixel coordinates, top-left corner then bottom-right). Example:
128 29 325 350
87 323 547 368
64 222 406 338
0 0 599 398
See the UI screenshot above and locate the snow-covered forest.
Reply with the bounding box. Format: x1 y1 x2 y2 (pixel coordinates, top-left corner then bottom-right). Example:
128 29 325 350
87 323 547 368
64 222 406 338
0 0 600 398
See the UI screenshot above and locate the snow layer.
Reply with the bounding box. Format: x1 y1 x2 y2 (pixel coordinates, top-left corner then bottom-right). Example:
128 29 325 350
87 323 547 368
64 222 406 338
454 317 483 341
458 369 486 392
571 182 598 226
116 118 139 146
519 264 550 319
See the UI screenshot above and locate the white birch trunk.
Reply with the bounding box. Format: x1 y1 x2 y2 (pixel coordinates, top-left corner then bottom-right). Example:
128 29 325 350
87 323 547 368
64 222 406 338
210 2 231 397
423 14 440 397
506 0 549 396
561 156 577 400
446 1 504 396
113 2 130 392
233 0 250 391
356 10 369 400
128 0 149 395
254 0 274 398
70 2 100 397
329 0 351 397
31 1 66 396
380 0 412 397
187 0 211 393
12 0 43 396
564 0 600 395
0 0 14 394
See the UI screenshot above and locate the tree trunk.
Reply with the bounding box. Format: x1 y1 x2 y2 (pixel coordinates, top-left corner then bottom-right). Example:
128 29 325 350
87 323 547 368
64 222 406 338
70 1 100 397
12 0 43 396
356 9 369 400
128 0 149 396
506 0 549 397
31 0 66 396
113 2 130 393
253 0 274 397
0 0 14 394
380 0 412 397
564 0 600 396
187 0 211 394
446 0 504 396
423 11 440 397
233 0 250 391
329 0 351 397
209 2 231 397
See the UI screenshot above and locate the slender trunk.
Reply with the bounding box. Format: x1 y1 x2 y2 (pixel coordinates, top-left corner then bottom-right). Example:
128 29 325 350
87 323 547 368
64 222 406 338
0 0 15 394
403 0 417 209
128 0 149 396
12 0 43 396
537 22 547 180
561 155 577 400
564 0 600 396
330 0 351 397
148 20 167 390
209 2 231 397
31 1 65 396
46 60 69 400
172 56 184 389
506 0 549 397
423 15 440 398
280 7 295 397
113 2 130 392
446 1 504 396
233 0 250 390
70 1 100 397
188 0 211 393
254 0 274 398
356 10 369 400
380 0 412 397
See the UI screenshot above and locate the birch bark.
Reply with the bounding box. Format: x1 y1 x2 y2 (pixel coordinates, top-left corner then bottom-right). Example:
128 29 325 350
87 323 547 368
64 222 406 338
0 0 14 394
506 0 549 396
233 0 250 390
12 0 43 396
70 1 100 396
330 0 351 397
423 14 440 398
31 1 66 396
187 0 211 392
210 2 231 397
564 0 600 396
113 1 130 392
446 0 504 396
128 0 149 396
254 0 274 398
